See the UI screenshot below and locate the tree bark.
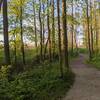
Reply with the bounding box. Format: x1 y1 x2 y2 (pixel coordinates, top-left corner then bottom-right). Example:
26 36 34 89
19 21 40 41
51 0 55 58
71 0 74 54
90 0 94 55
3 0 11 65
33 0 38 52
39 0 43 61
47 0 52 62
0 0 3 11
86 0 92 60
20 6 26 64
57 0 63 77
62 0 69 69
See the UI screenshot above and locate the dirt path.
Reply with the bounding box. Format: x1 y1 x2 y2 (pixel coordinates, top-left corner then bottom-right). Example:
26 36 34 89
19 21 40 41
63 54 100 100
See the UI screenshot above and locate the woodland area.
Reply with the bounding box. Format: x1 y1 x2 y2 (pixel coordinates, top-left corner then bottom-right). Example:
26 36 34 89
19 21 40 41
0 0 100 100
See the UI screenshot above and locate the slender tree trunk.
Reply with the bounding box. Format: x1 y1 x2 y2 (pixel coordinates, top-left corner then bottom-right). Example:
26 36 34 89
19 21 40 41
20 6 26 64
74 26 78 53
94 1 98 54
13 20 17 64
71 0 74 55
42 3 45 45
62 0 69 69
3 0 11 65
57 0 63 77
14 32 17 64
33 0 38 52
42 1 45 59
39 0 43 61
47 0 52 62
90 0 94 55
0 0 3 11
86 0 92 60
44 38 49 58
51 0 55 58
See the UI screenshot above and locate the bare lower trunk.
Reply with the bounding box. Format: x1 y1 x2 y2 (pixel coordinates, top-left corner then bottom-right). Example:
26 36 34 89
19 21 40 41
3 0 11 65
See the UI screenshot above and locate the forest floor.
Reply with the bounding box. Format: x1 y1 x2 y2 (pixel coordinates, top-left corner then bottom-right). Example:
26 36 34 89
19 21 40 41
63 54 100 100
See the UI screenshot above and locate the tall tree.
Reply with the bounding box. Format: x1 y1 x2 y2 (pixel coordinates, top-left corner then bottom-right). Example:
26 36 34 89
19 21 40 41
94 0 98 54
71 0 74 54
90 0 94 54
3 0 11 65
47 0 52 62
62 0 69 69
86 0 92 60
42 0 45 59
33 0 38 53
51 0 55 58
39 0 43 61
0 0 3 11
20 4 26 64
57 0 63 77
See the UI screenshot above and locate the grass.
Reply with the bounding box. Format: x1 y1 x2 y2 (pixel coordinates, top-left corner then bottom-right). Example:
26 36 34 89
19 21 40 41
78 48 88 54
88 55 100 70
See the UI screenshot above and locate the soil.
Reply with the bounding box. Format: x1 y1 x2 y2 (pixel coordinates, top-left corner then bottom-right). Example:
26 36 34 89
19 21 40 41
63 54 100 100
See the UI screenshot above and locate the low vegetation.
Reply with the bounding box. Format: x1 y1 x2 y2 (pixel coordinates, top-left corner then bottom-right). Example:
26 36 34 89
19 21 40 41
0 62 75 100
88 55 100 69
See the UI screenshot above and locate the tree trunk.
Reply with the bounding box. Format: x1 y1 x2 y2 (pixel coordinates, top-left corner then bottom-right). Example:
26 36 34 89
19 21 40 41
39 0 43 61
20 6 26 64
94 1 98 54
62 0 69 69
33 0 38 54
51 0 55 58
13 20 17 64
86 0 92 60
0 0 3 11
3 0 11 65
47 0 52 62
90 0 94 55
42 2 45 59
57 0 63 77
71 0 74 55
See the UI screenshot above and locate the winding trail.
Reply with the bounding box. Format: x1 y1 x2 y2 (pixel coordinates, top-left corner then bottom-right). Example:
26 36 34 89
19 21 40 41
63 54 100 100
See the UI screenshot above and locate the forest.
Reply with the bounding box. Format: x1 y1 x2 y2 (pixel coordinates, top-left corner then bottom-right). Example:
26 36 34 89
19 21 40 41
0 0 100 100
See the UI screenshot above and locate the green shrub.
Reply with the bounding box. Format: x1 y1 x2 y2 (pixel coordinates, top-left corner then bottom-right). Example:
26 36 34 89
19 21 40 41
88 55 100 69
0 65 12 79
0 62 75 100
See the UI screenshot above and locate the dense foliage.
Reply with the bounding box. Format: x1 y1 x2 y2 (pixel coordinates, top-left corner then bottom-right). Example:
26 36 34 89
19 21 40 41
0 62 74 100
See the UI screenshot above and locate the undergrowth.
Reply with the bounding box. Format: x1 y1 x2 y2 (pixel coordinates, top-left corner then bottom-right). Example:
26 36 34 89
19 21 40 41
0 62 75 100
